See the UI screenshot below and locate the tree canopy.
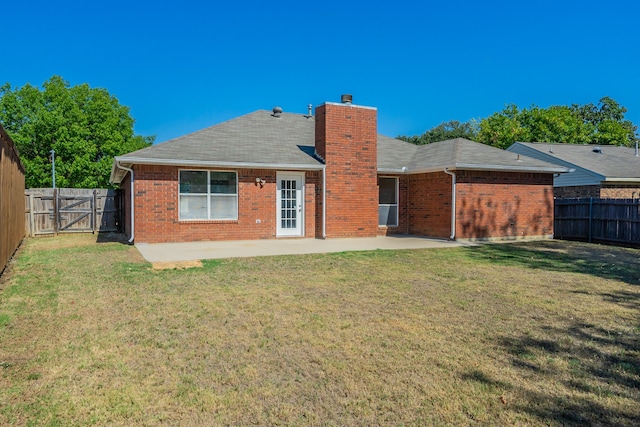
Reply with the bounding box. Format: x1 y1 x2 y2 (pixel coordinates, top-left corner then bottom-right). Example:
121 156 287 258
398 120 478 145
0 76 153 188
402 97 638 150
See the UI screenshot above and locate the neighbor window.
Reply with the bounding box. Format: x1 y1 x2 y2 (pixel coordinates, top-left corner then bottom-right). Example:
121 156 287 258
378 177 398 227
179 170 238 220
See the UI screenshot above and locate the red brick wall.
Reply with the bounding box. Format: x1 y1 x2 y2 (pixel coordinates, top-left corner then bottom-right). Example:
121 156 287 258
130 165 318 243
315 102 378 237
455 171 554 239
407 172 453 239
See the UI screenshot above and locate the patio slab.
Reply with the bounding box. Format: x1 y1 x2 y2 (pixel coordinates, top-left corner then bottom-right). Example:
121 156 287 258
135 235 473 263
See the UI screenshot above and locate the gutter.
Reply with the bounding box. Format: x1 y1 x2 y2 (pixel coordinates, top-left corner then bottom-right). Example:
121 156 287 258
322 167 326 239
113 157 325 173
443 168 456 240
114 160 135 244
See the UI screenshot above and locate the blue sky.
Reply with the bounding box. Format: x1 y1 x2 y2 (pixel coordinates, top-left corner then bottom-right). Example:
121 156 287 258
4 0 639 143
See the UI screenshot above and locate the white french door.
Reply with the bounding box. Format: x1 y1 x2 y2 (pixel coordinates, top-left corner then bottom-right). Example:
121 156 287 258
276 172 304 237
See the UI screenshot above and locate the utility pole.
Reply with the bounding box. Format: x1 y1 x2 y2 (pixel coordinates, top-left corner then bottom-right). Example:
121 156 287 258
50 149 56 188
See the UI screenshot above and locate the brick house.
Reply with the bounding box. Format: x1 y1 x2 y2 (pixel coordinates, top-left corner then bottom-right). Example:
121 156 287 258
110 96 567 244
508 142 640 198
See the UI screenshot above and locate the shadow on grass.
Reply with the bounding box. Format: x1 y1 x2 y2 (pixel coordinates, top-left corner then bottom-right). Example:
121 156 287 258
95 232 131 244
497 320 640 425
462 240 640 286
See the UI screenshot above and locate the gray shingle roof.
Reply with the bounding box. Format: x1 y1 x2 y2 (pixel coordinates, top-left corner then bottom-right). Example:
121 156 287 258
119 110 320 167
407 138 568 173
511 142 640 179
111 111 567 183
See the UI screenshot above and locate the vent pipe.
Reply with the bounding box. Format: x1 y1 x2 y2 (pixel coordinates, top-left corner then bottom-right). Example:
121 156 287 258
635 139 639 156
306 104 313 118
340 94 353 104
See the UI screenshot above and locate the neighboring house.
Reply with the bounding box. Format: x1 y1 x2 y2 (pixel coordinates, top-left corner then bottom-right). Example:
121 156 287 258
508 142 640 199
110 96 568 244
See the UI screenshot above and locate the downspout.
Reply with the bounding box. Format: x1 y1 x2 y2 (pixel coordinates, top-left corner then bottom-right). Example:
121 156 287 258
444 168 456 240
116 160 135 244
322 166 327 239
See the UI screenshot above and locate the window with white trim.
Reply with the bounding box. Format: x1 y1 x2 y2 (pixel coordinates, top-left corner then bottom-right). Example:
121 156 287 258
179 170 238 220
378 176 398 226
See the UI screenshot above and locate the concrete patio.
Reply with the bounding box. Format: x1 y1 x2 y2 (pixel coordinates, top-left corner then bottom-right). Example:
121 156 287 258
135 235 474 263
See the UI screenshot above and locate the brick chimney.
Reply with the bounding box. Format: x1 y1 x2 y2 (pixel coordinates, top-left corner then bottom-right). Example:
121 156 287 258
315 95 378 237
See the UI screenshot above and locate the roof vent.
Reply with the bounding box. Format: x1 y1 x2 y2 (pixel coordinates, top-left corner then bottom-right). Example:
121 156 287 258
305 104 313 118
592 146 602 154
272 106 283 117
340 94 353 104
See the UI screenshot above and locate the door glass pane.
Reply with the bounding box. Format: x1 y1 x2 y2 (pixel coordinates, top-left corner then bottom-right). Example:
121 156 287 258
280 179 298 229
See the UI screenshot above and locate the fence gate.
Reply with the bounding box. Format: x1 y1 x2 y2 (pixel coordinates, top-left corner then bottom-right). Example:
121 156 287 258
58 194 94 232
25 188 122 236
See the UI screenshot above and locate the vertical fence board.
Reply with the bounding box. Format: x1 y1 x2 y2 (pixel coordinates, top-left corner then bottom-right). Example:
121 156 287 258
0 125 26 274
555 198 640 246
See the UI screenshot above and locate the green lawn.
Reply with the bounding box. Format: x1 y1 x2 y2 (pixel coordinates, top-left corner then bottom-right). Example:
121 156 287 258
1 235 639 426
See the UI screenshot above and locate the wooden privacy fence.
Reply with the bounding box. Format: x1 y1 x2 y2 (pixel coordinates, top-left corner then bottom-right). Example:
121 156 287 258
1 125 26 274
25 188 122 236
554 198 640 246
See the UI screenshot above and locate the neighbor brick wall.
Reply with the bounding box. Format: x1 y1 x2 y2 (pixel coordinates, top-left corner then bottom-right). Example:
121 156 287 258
554 184 640 199
599 184 640 199
131 165 317 243
315 102 378 238
554 185 600 199
455 171 554 239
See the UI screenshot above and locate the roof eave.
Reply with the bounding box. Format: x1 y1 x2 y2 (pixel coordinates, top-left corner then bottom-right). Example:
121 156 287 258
452 163 570 174
602 177 640 182
110 156 325 184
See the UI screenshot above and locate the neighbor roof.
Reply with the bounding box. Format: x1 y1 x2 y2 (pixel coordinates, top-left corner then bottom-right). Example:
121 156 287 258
111 110 567 183
510 142 640 180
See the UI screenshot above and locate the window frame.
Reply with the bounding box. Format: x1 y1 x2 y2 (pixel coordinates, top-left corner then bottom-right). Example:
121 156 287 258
378 176 399 227
178 169 238 221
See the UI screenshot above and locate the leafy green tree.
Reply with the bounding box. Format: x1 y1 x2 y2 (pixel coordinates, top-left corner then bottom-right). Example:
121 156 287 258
398 120 478 145
0 76 153 188
475 98 638 149
570 96 637 146
475 104 528 149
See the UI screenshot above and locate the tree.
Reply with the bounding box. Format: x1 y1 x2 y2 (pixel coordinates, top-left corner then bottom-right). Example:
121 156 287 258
0 76 153 188
570 96 637 147
475 104 528 149
475 98 638 149
398 120 478 145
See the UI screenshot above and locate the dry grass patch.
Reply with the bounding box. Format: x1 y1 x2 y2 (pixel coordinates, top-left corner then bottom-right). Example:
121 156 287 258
0 234 638 425
151 260 203 270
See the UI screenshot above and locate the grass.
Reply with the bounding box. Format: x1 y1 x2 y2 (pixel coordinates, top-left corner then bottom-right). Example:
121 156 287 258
0 235 639 426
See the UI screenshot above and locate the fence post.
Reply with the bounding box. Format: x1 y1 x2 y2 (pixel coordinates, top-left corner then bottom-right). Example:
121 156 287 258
589 197 593 243
92 189 97 234
28 192 35 237
53 188 59 235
